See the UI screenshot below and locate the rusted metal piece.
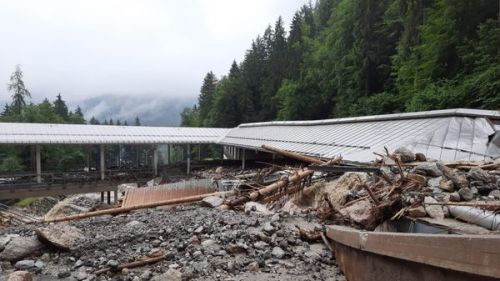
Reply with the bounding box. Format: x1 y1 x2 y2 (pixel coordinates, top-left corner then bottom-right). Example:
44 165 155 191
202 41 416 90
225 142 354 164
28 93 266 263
261 145 325 165
327 225 500 281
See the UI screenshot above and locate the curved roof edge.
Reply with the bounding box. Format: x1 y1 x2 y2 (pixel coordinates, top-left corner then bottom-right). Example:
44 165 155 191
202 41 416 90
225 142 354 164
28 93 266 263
238 108 500 128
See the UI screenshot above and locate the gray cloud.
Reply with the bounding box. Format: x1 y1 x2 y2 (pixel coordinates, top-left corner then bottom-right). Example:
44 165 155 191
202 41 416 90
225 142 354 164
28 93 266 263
0 0 308 108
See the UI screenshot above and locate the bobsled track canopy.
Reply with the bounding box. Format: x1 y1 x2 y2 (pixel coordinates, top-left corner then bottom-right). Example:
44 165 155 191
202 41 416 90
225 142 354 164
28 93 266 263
0 123 230 144
219 108 500 162
0 108 498 162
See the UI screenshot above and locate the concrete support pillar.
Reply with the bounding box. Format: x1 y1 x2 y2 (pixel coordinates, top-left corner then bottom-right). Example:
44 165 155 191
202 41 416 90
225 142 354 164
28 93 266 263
153 146 158 177
114 190 118 203
101 192 104 202
100 144 105 180
241 148 246 170
186 144 191 175
35 144 41 184
107 191 111 204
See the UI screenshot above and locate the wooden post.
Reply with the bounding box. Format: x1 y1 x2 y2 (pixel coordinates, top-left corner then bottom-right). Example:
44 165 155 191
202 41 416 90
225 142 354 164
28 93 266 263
35 144 41 184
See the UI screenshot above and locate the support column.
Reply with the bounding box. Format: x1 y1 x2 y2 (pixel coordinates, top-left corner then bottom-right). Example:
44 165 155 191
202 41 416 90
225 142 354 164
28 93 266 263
35 144 41 184
241 148 246 170
153 146 158 177
114 190 118 203
186 144 191 175
107 191 111 204
167 144 171 165
100 144 105 180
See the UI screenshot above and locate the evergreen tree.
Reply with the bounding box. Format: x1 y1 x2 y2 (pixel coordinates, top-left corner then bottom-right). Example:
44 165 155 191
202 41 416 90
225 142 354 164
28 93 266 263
198 72 218 125
7 65 31 115
89 116 100 125
134 116 141 126
53 93 69 119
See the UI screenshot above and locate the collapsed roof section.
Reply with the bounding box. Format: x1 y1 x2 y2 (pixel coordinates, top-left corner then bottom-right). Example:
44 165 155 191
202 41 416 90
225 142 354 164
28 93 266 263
219 109 500 162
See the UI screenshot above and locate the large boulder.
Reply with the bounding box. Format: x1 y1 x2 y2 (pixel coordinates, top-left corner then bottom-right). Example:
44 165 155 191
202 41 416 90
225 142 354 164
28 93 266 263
0 236 43 261
424 197 445 219
36 224 84 251
7 271 32 281
393 147 415 163
339 200 379 230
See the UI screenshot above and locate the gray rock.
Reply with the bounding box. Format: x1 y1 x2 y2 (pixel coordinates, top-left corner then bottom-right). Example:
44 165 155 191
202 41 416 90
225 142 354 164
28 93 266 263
271 213 280 222
253 241 269 249
458 187 474 201
489 189 500 199
272 247 285 259
140 270 153 281
244 202 273 215
151 269 182 281
393 147 415 163
106 259 119 268
34 260 44 269
449 192 461 202
468 167 493 183
0 236 43 261
415 163 443 177
7 271 32 281
423 197 444 219
126 220 145 228
200 196 224 208
36 224 84 251
57 270 71 278
246 261 259 272
263 222 275 234
14 260 35 270
0 234 19 252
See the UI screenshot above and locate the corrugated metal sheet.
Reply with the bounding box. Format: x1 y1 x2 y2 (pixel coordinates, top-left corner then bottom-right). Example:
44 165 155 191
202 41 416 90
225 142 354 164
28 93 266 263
0 123 230 144
220 109 500 162
122 179 216 207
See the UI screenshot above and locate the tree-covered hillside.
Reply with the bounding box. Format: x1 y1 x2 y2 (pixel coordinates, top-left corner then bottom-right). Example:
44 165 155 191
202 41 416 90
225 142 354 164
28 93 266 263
182 0 500 128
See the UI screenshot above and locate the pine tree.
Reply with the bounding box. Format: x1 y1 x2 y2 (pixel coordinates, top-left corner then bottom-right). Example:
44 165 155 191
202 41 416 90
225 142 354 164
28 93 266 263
8 65 31 115
89 116 100 125
134 116 141 126
53 93 69 119
198 72 218 124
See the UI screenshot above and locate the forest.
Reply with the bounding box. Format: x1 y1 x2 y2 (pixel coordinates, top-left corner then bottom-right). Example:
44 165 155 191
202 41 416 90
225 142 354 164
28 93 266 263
0 66 143 173
181 0 500 128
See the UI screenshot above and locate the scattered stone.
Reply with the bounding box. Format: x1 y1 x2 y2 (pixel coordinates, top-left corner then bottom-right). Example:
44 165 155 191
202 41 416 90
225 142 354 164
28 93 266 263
151 268 182 281
393 147 415 163
126 220 145 228
449 192 461 202
246 261 259 272
339 200 379 230
200 196 224 208
407 206 426 218
57 270 71 278
7 271 32 281
272 247 285 259
14 260 35 270
439 179 455 192
424 197 444 219
106 259 119 269
407 173 427 187
253 241 269 249
263 222 275 234
489 189 500 199
458 187 474 201
468 167 494 183
415 163 442 177
36 224 84 251
415 153 427 162
0 236 43 261
244 202 274 215
140 269 153 281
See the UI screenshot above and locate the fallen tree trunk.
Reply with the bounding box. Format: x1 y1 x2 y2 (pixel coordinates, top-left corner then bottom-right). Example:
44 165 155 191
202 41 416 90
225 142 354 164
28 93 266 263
226 168 313 207
37 190 234 224
261 144 325 165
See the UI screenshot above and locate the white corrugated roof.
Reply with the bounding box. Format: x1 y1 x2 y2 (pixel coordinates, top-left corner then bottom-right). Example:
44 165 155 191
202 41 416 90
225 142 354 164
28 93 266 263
0 123 230 144
220 109 500 162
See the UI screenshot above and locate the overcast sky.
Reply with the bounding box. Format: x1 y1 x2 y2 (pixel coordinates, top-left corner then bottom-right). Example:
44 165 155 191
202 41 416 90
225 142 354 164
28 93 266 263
0 0 308 106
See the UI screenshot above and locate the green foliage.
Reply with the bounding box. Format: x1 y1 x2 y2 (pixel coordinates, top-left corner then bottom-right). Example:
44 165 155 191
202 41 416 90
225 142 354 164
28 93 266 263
184 0 499 127
15 197 39 207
